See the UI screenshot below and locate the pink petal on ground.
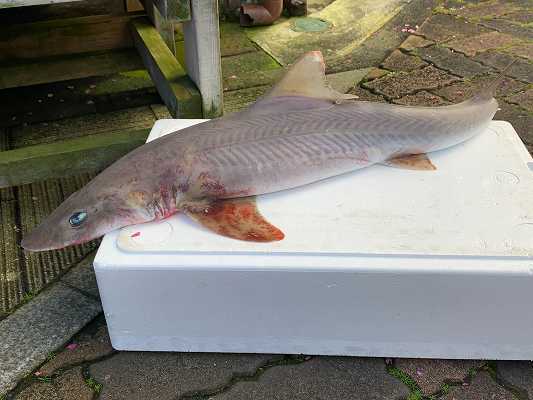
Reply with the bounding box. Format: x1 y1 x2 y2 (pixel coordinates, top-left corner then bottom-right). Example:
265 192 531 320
34 371 43 376
66 343 79 350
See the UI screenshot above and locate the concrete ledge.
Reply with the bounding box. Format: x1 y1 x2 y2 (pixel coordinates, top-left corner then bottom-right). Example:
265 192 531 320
0 255 101 396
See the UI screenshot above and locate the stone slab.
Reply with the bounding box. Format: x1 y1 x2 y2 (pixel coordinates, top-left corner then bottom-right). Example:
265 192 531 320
37 322 113 376
363 65 459 98
434 73 527 103
90 352 283 400
395 358 481 395
496 361 533 399
473 50 533 83
445 31 518 57
417 13 491 43
246 0 409 67
442 371 515 400
507 89 533 113
209 357 410 400
60 252 100 299
381 49 428 71
0 283 101 396
392 90 450 106
416 45 491 78
14 366 94 400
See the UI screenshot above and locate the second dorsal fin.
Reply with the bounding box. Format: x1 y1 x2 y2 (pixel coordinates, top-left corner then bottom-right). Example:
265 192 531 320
265 51 358 103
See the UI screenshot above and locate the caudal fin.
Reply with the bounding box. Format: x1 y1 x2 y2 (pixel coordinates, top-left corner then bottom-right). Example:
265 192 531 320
473 60 516 102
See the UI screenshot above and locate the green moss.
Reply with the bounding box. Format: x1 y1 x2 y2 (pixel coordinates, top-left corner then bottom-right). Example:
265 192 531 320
45 352 56 362
85 377 103 394
21 291 35 304
387 366 422 393
89 71 154 96
222 51 281 82
219 22 257 57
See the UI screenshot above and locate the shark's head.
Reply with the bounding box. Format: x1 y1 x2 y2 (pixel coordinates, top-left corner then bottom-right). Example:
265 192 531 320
21 184 149 251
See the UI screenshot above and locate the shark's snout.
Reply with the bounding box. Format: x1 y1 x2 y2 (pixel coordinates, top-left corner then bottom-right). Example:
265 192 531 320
21 225 62 252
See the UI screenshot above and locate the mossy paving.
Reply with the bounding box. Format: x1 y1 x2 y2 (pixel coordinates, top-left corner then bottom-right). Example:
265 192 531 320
178 355 312 400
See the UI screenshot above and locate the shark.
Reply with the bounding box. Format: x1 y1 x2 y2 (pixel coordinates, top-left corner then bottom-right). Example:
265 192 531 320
21 51 502 251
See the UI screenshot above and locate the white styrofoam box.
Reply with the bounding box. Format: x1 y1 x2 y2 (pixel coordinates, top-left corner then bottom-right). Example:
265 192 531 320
94 119 533 359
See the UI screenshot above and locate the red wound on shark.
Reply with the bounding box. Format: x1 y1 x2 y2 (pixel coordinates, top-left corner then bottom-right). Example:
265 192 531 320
184 197 284 242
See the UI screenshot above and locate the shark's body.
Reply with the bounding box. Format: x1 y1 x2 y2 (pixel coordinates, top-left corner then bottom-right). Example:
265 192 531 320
22 51 499 251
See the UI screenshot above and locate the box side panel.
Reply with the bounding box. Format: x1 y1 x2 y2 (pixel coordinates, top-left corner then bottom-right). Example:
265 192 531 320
94 267 533 359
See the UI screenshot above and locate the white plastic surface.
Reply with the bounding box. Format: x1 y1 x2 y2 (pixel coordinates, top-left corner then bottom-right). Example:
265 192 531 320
116 120 533 258
94 119 533 358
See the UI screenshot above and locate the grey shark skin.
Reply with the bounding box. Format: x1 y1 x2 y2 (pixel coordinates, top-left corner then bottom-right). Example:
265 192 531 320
22 51 500 251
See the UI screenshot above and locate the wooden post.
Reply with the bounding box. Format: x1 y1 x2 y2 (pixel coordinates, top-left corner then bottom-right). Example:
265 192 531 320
131 18 202 118
183 0 224 118
143 0 177 55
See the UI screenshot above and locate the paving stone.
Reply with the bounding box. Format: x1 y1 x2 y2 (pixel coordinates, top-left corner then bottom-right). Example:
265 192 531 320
210 357 410 400
14 366 93 400
395 358 481 395
326 68 371 94
480 18 533 41
348 86 388 102
90 352 283 400
392 90 451 106
381 49 428 72
442 371 515 400
501 11 533 25
363 65 459 99
446 31 517 57
363 68 390 82
504 43 533 61
507 89 533 113
14 381 59 400
495 101 533 152
474 51 533 83
435 74 527 103
455 0 521 19
0 283 101 395
38 322 113 376
417 14 491 43
416 45 491 78
54 366 94 400
496 361 533 399
400 35 434 52
224 85 270 114
60 252 99 299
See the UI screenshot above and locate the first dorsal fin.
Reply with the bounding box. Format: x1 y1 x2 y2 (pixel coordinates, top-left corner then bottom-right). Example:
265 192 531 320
265 51 358 103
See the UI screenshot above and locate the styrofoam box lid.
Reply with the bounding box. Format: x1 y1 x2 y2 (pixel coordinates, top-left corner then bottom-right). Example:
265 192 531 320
97 119 533 266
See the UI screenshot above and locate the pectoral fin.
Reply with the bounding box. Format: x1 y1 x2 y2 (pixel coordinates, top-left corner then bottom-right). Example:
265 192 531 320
184 197 285 242
381 153 437 171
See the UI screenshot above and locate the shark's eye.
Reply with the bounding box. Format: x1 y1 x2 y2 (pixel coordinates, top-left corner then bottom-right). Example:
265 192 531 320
69 211 87 228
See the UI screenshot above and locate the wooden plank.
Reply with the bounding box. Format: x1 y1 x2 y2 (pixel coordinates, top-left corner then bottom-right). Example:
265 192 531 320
9 105 157 148
0 71 159 128
0 15 136 61
0 128 23 317
0 129 150 188
0 0 126 24
0 0 83 8
183 0 224 117
131 17 202 118
0 48 145 90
